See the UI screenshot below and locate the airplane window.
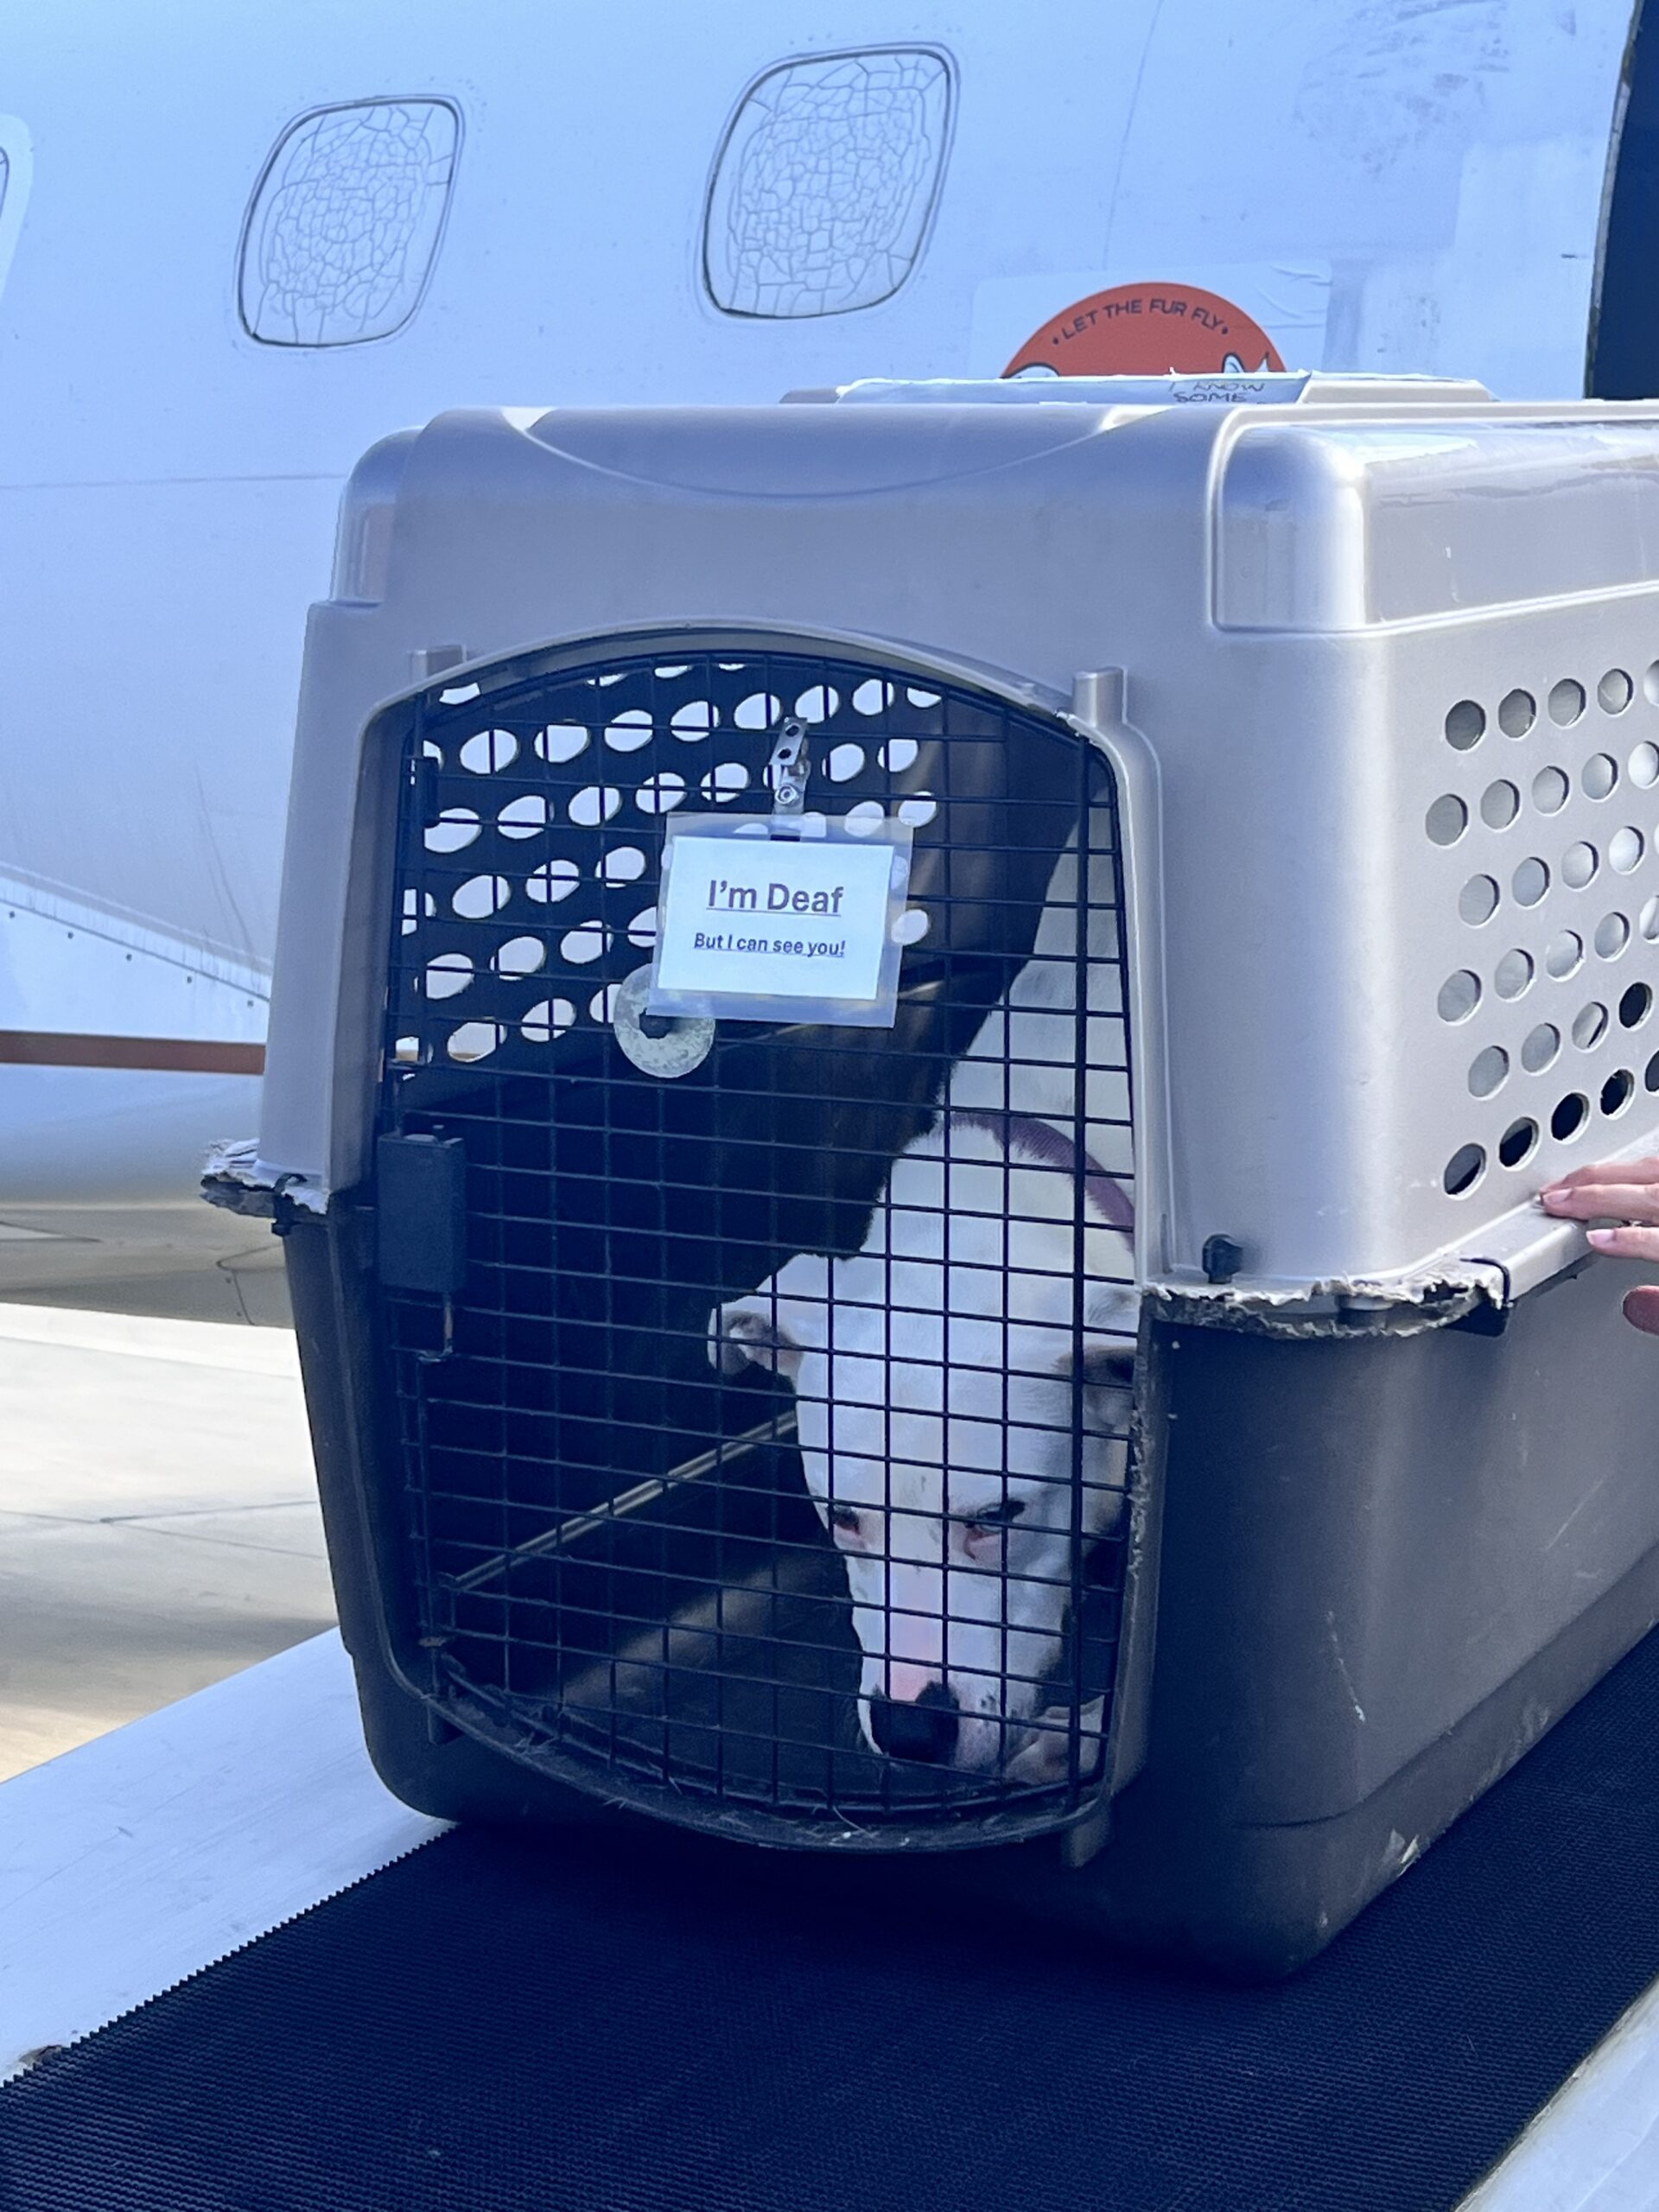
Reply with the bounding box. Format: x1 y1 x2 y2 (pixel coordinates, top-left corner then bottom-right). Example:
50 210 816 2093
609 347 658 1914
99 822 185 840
238 99 461 347
703 48 954 318
0 116 32 308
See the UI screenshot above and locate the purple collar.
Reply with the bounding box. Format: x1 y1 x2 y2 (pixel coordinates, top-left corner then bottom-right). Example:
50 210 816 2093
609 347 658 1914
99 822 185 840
943 1109 1135 1234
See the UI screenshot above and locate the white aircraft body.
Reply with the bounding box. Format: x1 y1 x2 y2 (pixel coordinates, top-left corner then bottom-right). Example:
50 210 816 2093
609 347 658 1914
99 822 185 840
1 0 1654 1321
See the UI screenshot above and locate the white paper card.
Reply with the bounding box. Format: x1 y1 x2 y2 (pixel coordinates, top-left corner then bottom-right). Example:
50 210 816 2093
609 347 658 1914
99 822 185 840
648 817 912 1027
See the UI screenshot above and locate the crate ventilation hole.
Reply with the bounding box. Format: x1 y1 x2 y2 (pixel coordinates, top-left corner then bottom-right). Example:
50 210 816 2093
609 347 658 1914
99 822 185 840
402 664 948 1069
1433 665 1659 1197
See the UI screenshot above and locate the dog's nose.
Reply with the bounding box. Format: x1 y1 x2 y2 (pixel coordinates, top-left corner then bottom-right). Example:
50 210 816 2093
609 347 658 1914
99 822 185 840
868 1681 960 1764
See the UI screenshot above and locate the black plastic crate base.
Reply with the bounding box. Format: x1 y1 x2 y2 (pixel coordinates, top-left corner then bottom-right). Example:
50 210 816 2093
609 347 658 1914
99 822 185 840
291 1215 1659 1977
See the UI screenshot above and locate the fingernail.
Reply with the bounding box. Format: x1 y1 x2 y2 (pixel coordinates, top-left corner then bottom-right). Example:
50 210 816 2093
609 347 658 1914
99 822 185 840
1588 1227 1619 1248
1540 1188 1568 1205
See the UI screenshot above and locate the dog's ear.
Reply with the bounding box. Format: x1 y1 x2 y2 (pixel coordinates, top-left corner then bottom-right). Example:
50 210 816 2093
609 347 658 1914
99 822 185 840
709 1297 807 1382
709 1253 831 1382
1054 1338 1135 1402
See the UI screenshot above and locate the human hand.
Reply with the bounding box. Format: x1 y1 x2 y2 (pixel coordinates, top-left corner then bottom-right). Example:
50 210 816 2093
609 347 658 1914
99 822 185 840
1540 1159 1659 1335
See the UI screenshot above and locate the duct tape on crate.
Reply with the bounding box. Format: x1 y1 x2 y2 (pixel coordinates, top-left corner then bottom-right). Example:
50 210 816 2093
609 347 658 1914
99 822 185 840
647 814 913 1028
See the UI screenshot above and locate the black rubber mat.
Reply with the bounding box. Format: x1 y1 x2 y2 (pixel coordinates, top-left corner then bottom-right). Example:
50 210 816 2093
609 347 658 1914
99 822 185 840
10 1629 1659 2212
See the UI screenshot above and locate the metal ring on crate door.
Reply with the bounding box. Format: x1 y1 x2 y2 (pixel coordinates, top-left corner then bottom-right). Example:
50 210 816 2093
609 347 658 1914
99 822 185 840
612 965 715 1077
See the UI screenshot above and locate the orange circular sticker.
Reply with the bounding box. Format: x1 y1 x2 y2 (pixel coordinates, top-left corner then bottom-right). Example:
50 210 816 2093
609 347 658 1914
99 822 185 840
1004 283 1283 378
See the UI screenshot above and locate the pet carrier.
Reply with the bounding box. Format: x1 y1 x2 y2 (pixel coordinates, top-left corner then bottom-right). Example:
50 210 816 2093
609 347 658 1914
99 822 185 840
217 376 1659 1975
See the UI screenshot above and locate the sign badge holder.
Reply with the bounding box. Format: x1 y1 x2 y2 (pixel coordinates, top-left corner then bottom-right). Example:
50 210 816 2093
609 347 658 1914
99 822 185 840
645 718 914 1031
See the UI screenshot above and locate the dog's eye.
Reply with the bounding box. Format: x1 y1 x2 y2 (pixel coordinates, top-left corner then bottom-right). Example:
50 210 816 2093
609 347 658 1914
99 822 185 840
965 1498 1027 1537
829 1505 861 1536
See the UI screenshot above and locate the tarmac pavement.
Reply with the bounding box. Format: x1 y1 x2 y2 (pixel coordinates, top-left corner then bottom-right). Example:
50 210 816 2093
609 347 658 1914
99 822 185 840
0 1303 334 1779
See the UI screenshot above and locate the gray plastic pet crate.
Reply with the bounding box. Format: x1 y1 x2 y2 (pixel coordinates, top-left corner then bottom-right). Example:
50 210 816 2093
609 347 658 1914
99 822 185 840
220 375 1659 1976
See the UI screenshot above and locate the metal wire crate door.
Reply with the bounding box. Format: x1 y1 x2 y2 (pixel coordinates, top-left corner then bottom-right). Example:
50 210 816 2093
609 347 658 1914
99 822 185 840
374 636 1136 1846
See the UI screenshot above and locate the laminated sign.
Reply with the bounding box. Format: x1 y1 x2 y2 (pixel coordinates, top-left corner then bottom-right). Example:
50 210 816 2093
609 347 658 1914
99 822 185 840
648 815 913 1027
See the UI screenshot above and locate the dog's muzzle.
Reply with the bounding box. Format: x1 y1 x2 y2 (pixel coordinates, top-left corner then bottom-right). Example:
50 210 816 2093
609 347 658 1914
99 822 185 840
868 1682 960 1764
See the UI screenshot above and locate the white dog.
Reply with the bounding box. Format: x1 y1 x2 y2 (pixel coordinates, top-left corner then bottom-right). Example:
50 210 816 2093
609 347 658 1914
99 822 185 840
710 821 1137 1778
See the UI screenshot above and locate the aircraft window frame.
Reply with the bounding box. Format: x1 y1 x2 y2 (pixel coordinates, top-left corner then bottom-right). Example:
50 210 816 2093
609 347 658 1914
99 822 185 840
702 46 956 320
0 116 34 311
238 96 462 349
